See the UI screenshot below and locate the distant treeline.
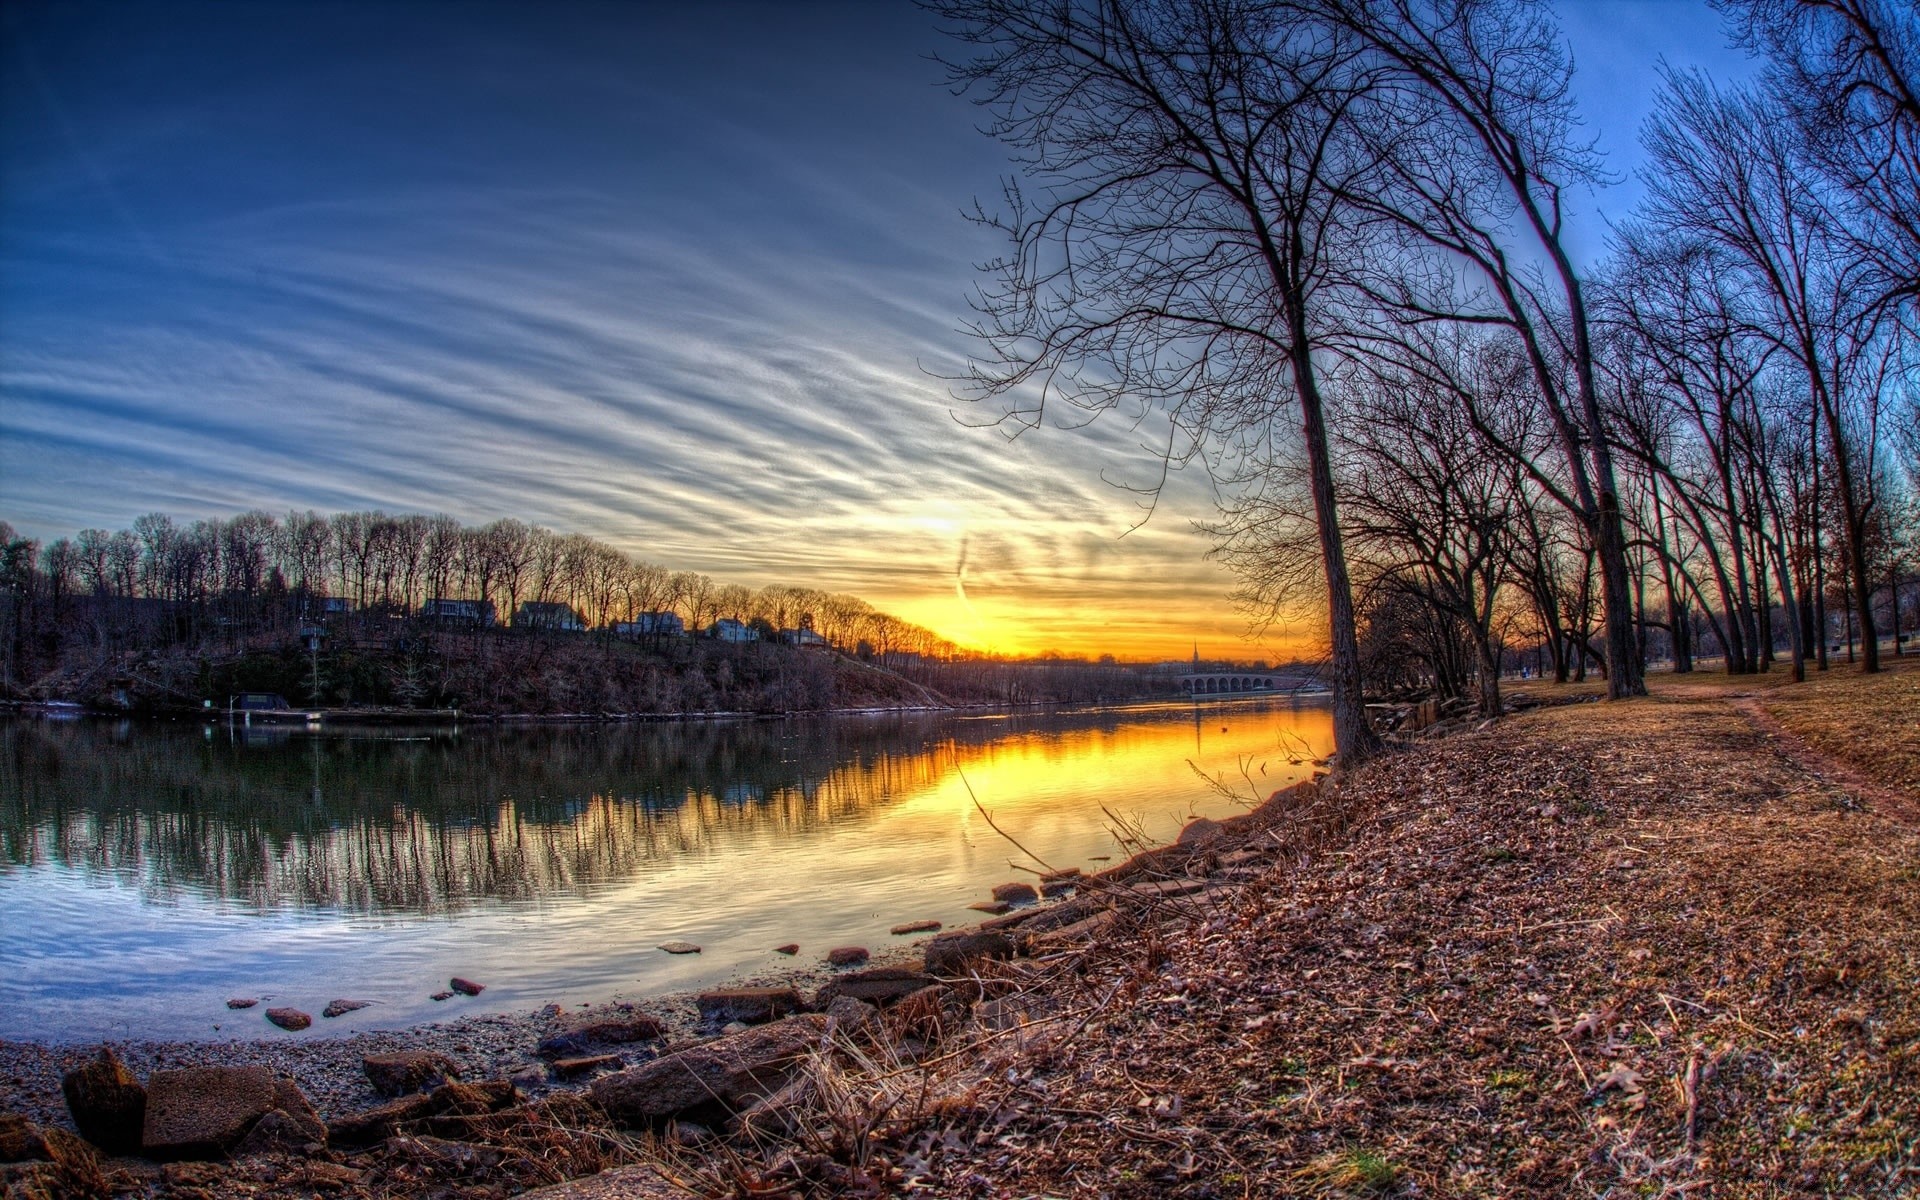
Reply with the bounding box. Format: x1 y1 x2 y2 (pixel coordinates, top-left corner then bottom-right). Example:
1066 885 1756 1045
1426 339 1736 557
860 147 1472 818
0 510 1186 712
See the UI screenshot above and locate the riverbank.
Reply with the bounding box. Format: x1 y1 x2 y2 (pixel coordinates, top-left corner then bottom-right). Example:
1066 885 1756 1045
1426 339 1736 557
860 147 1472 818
4 661 1915 1197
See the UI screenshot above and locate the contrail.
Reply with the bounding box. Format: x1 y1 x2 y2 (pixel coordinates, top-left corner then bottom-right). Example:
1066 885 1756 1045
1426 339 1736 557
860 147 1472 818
954 533 985 638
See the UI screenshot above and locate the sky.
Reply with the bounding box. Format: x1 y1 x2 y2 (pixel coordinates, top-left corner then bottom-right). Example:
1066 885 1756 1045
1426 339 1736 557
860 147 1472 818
0 1 1753 660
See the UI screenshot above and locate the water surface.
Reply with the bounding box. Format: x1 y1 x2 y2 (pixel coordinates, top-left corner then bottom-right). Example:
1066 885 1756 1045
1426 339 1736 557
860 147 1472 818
0 700 1330 1041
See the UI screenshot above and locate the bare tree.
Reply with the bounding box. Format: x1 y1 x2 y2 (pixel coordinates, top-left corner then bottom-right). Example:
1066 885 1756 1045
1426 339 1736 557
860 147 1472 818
936 0 1387 761
1642 69 1890 670
1323 0 1646 698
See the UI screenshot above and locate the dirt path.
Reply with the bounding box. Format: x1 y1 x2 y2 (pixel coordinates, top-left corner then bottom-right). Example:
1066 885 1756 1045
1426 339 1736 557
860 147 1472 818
1728 694 1920 823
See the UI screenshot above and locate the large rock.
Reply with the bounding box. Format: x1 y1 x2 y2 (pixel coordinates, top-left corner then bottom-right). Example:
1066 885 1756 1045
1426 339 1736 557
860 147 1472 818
825 946 869 967
0 1115 95 1169
265 1007 311 1031
590 1015 826 1127
814 966 934 1009
991 881 1039 905
924 930 1015 977
1176 816 1225 848
695 987 804 1025
327 1080 516 1149
536 1013 668 1060
60 1047 146 1155
141 1066 277 1160
363 1051 461 1097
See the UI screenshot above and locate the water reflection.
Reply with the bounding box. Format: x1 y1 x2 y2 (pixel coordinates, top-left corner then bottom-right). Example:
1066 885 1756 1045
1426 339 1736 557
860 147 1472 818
0 701 1332 1041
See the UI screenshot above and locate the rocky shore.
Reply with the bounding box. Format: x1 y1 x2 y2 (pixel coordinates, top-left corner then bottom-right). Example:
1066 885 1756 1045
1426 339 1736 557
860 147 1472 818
0 782 1304 1199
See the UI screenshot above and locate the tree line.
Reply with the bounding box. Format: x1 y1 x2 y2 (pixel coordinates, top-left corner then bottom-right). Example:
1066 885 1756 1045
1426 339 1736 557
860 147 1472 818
0 509 1192 711
0 509 974 689
938 0 1918 761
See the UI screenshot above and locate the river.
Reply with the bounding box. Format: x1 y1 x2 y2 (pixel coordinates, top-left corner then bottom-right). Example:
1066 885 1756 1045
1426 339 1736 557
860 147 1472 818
0 698 1331 1041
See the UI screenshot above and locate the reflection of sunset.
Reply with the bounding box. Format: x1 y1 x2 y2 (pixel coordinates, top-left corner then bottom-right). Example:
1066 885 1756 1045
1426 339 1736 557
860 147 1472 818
2 702 1332 1039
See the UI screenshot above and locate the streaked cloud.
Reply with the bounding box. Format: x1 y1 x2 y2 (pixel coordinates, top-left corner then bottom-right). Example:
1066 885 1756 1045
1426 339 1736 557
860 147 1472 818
0 0 1749 661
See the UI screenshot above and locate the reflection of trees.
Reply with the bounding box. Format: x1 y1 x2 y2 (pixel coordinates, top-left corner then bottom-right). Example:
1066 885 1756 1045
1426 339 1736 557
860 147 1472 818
0 706 1248 914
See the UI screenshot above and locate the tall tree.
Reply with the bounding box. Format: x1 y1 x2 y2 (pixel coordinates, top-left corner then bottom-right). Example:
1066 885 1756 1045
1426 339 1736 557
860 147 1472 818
936 0 1387 761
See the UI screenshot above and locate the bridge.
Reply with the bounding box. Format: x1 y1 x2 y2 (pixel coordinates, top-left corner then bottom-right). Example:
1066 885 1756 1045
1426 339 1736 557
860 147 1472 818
1179 672 1322 696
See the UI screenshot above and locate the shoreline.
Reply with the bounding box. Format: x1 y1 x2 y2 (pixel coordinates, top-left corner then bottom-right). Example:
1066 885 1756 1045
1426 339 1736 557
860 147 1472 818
5 667 1916 1196
0 688 1326 728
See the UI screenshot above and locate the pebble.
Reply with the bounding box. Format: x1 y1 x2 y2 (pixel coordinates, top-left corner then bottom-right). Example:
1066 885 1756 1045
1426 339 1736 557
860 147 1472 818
889 920 942 935
772 944 799 955
826 946 870 967
225 998 257 1010
657 941 702 955
450 978 485 996
430 991 454 1001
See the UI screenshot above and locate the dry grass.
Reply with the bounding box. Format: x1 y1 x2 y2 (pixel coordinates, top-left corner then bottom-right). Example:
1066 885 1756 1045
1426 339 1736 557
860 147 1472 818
829 679 1920 1198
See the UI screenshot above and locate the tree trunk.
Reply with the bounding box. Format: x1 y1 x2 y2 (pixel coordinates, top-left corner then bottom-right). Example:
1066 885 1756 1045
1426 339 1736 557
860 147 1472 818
1293 340 1382 765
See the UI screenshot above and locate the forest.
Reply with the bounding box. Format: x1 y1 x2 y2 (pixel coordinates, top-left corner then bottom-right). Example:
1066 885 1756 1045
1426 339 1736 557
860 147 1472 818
942 0 1918 760
0 509 1182 713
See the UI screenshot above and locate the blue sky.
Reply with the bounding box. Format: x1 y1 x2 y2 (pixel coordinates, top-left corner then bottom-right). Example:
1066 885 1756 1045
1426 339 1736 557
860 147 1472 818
0 1 1752 657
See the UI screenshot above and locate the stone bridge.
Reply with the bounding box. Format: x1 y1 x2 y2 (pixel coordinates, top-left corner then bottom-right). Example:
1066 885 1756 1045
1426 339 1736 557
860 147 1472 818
1179 673 1318 696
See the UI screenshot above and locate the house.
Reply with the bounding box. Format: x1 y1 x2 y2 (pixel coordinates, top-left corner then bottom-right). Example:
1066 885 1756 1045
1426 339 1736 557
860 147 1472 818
779 627 830 649
515 601 585 632
709 617 758 643
230 692 291 711
420 598 496 626
613 611 686 638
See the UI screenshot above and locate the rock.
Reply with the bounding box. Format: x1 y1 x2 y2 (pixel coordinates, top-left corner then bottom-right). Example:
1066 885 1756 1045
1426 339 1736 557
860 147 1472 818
510 1063 548 1090
772 944 799 955
142 1065 277 1160
656 941 701 955
449 977 485 996
815 966 935 1008
1177 816 1225 848
265 1007 311 1031
61 1047 146 1155
1040 881 1075 898
322 999 371 1018
231 1108 318 1157
991 882 1040 905
327 1081 515 1149
266 1077 327 1144
0 1115 93 1170
1025 910 1117 951
430 991 454 1001
695 987 805 1025
536 1013 667 1059
924 930 1015 977
889 920 942 935
387 1134 502 1171
512 1162 701 1199
823 996 883 1041
225 998 257 1009
1040 868 1082 882
968 900 1011 914
590 1015 826 1127
326 1093 439 1148
826 946 869 967
1016 895 1103 935
552 1054 623 1079
363 1051 461 1097
0 1116 102 1200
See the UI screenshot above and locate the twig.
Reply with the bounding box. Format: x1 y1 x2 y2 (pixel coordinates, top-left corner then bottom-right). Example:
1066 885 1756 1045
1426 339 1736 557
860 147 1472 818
958 762 1058 876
